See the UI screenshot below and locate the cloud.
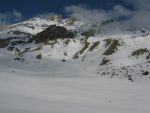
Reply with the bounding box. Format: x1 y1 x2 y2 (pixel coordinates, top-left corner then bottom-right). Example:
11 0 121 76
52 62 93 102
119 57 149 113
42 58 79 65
65 5 110 25
65 5 132 24
123 0 150 26
110 5 132 18
65 1 150 34
125 0 150 10
65 5 133 26
65 5 132 34
0 10 23 25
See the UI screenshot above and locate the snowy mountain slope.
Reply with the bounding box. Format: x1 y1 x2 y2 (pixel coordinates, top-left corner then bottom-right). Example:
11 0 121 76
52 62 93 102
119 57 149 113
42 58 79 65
0 16 148 39
0 34 150 81
0 16 84 39
0 16 150 113
0 16 150 82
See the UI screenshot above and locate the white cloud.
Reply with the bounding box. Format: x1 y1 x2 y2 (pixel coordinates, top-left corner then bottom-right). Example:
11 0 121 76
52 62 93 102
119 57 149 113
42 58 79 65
65 5 133 25
65 5 110 25
125 0 150 10
123 0 150 26
65 1 150 34
0 10 23 25
111 5 132 18
65 5 133 34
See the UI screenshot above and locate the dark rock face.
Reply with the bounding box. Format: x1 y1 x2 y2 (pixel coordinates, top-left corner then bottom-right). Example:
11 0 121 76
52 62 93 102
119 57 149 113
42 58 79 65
0 39 9 48
0 36 31 49
36 54 42 59
31 25 75 44
143 71 149 76
81 29 96 37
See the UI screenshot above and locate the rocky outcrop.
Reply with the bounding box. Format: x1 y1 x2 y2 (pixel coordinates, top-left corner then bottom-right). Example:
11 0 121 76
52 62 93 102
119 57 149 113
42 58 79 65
31 25 75 44
0 39 9 48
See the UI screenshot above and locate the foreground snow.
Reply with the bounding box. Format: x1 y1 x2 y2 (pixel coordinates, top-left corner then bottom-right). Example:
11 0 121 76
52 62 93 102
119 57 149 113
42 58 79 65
0 68 150 113
0 38 150 113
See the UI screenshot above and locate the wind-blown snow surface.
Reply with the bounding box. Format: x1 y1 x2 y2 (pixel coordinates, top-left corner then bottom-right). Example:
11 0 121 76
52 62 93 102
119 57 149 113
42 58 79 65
0 57 150 113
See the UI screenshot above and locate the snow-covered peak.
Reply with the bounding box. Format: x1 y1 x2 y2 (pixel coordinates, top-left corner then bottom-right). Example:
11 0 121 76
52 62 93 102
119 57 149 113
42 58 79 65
0 17 84 39
0 16 149 40
0 17 58 37
21 17 56 27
